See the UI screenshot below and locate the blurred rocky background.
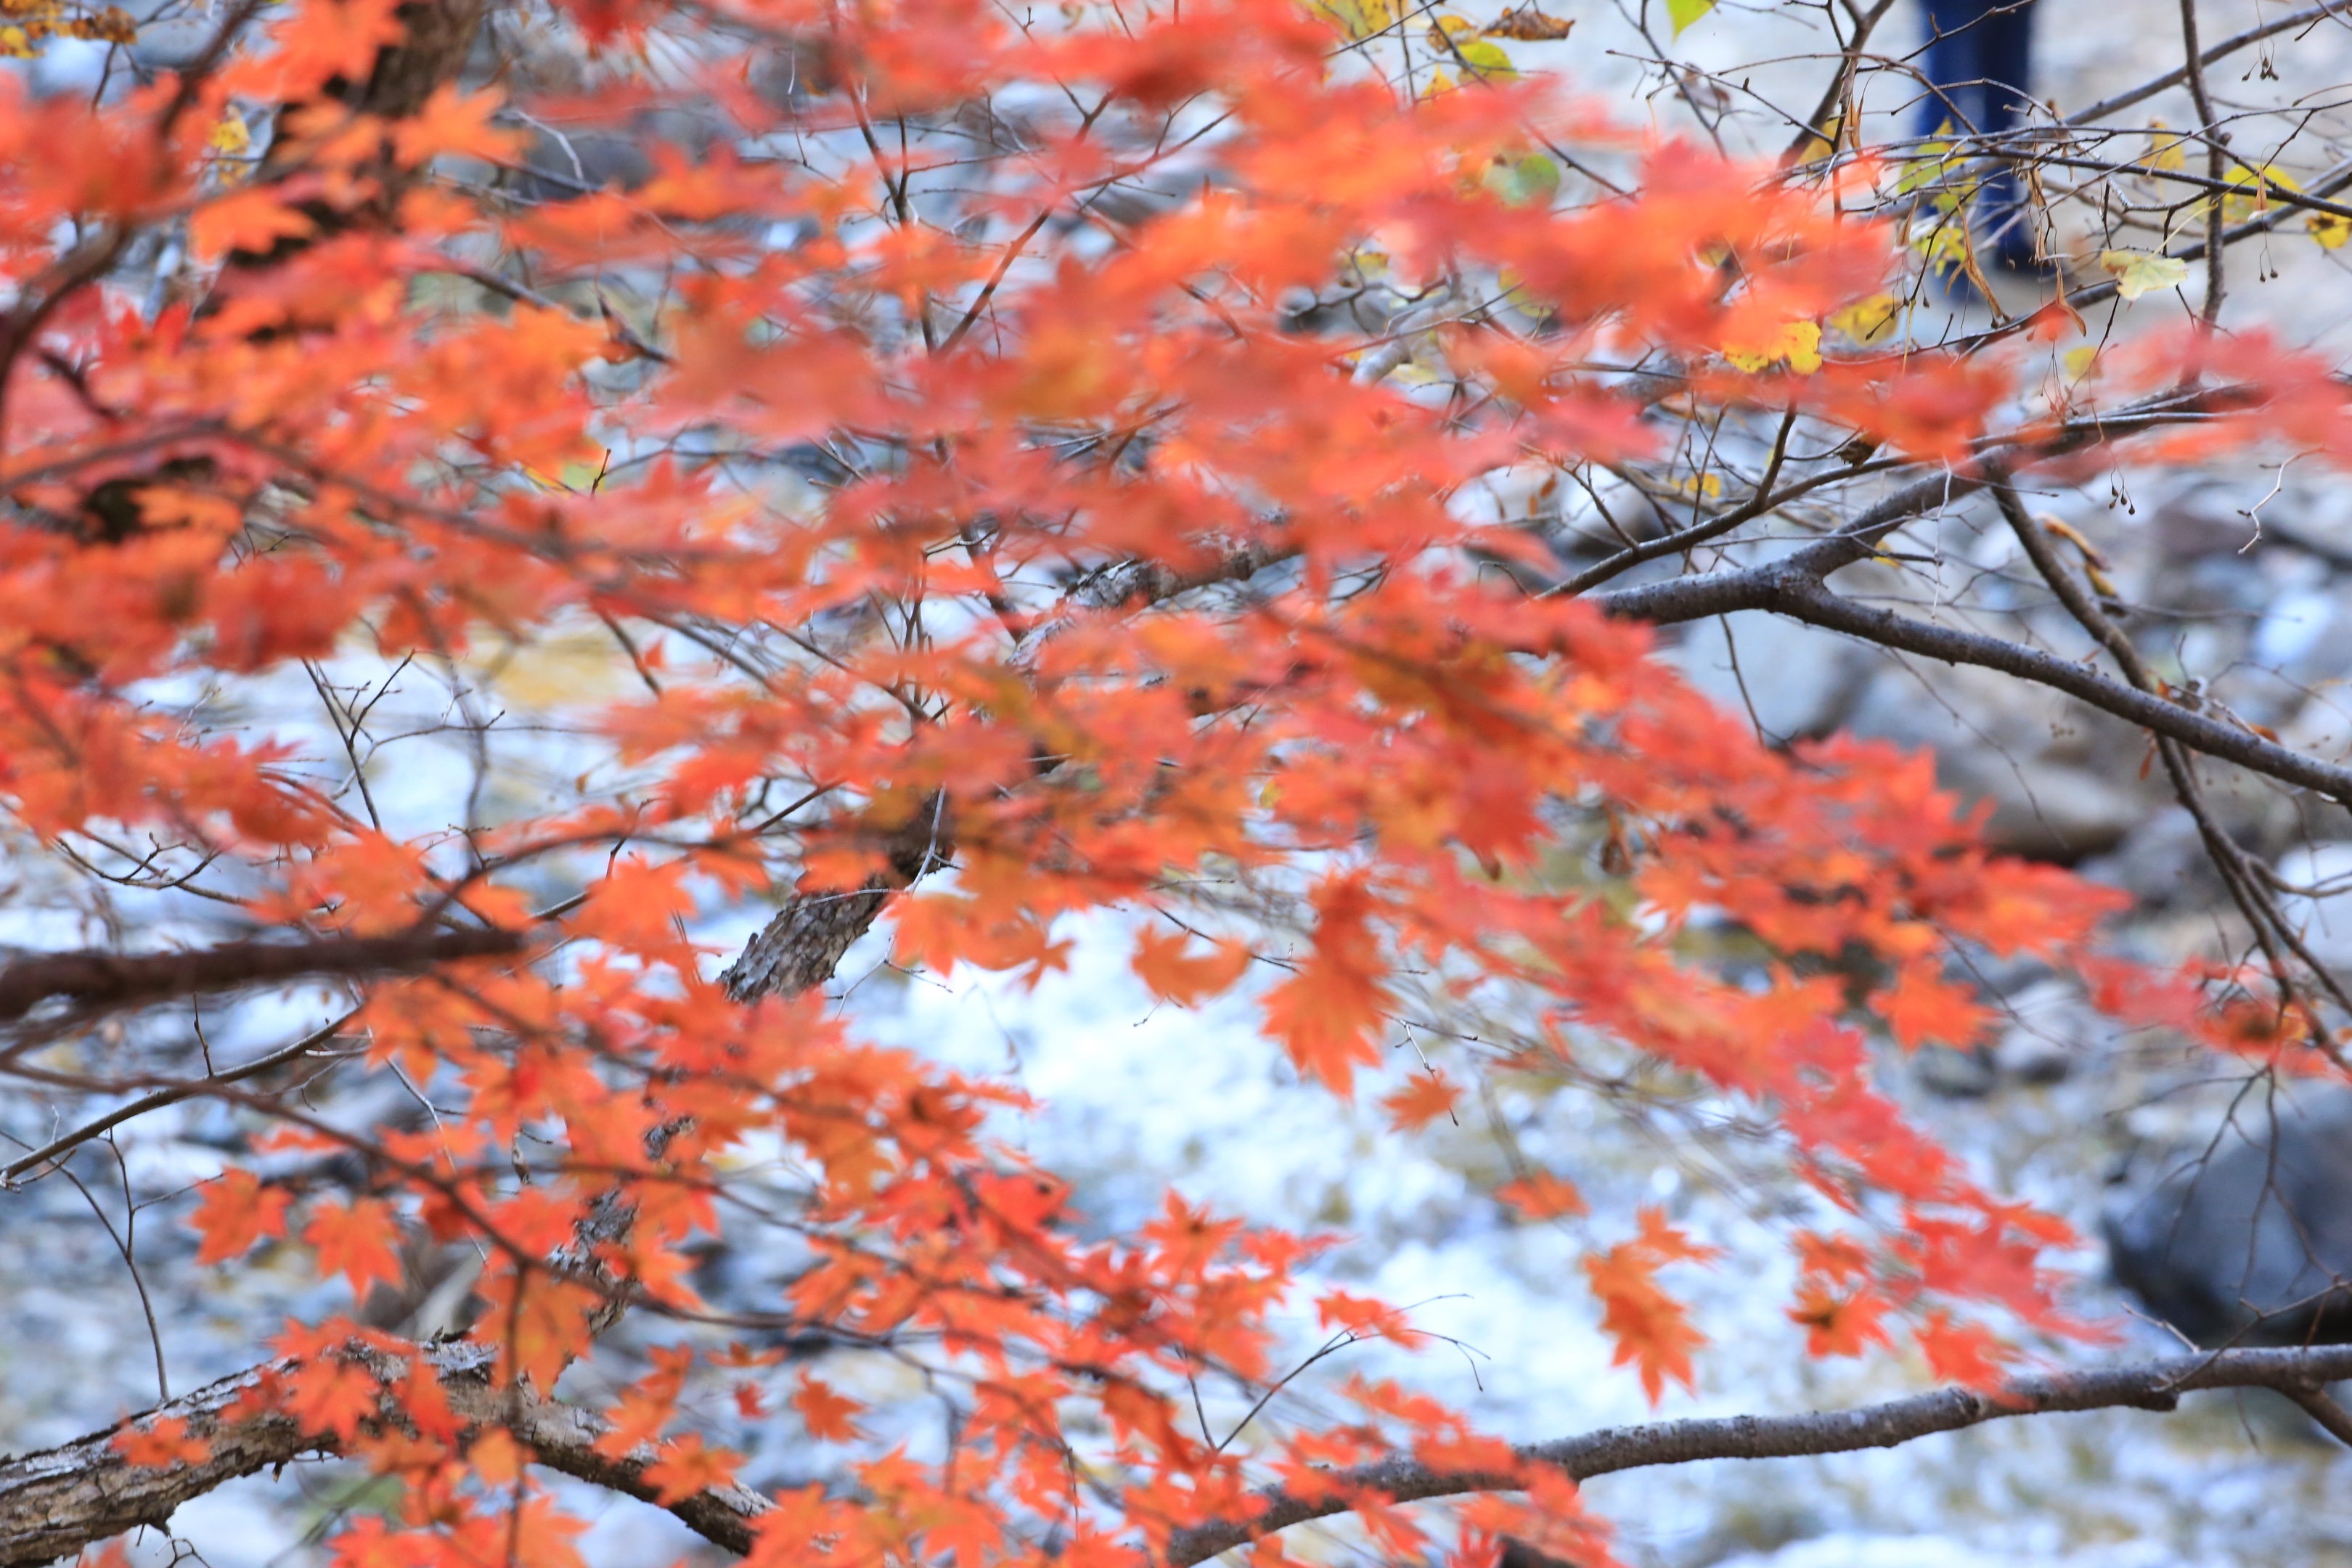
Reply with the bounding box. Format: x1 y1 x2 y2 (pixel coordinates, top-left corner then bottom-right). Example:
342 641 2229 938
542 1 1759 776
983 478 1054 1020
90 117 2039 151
11 1 2352 1567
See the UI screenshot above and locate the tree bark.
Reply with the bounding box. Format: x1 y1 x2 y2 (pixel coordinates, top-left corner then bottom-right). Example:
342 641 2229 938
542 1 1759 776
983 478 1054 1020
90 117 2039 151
0 930 522 1026
1159 1343 2352 1566
14 1342 2352 1568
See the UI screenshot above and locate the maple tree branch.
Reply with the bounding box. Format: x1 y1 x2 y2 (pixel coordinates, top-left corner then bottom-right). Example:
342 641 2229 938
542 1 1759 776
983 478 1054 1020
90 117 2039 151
719 537 1298 1007
0 929 526 1029
24 1342 2352 1568
719 803 951 1003
1159 1344 2352 1567
2282 1386 2352 1448
0 1013 356 1185
1781 0 1898 161
1581 388 2238 623
1582 412 2352 810
1990 483 2352 1026
1601 562 2352 807
1061 541 1301 614
0 1339 772 1568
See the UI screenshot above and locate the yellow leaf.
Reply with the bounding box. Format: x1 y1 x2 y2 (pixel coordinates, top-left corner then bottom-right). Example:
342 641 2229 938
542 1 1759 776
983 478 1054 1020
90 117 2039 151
2311 209 2352 250
1667 0 1715 33
2062 345 2099 380
2098 248 2189 301
2141 121 2186 174
489 627 637 710
1826 292 1900 344
1893 135 1953 197
209 110 251 155
2221 163 2298 224
1484 151 1559 207
1722 319 1821 375
1308 0 1395 40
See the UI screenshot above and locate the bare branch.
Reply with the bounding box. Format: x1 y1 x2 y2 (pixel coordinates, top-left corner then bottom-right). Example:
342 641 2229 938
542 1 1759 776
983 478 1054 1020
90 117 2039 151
1600 561 2352 806
0 930 525 1028
2063 0 2352 126
0 1013 357 1185
1162 1344 2352 1567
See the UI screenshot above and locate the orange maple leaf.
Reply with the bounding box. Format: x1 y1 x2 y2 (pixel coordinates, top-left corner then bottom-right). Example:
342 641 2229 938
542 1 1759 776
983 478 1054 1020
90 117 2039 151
1494 1172 1586 1220
1786 1283 1893 1359
284 1357 382 1441
1917 1310 2012 1389
305 1197 404 1297
1260 877 1390 1095
791 1373 866 1442
1131 923 1251 1008
1380 1070 1463 1132
189 1170 292 1265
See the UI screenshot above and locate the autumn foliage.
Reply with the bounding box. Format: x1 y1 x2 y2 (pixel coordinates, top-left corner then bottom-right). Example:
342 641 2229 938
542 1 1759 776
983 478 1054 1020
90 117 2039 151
4 0 2351 1567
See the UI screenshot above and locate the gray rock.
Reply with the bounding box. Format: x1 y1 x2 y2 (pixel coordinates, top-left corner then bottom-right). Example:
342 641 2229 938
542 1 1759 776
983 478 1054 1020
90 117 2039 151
2077 805 2216 908
2104 1088 2352 1346
1842 658 2158 859
1670 612 1874 743
1988 979 2098 1086
1914 1043 1997 1099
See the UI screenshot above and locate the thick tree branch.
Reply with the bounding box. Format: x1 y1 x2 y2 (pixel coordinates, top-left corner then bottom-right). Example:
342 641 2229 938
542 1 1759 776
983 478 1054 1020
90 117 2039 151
1161 1344 2352 1567
0 930 524 1027
19 1339 2352 1567
1598 560 2352 805
719 802 950 1003
0 1339 770 1568
1060 542 1300 615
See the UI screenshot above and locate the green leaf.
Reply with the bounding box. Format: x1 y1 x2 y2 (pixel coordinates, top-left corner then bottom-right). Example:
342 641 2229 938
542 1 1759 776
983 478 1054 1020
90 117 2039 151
1667 0 1715 34
1447 34 1519 80
1892 141 1952 198
2098 249 2190 301
1484 152 1560 206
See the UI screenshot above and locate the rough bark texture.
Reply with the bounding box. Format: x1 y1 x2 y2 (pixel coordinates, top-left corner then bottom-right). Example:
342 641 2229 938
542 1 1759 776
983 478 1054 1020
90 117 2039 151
1059 541 1299 614
719 801 952 1003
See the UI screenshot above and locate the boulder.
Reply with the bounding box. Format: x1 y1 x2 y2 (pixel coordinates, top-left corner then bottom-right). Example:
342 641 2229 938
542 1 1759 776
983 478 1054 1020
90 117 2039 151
1670 611 1874 743
1845 661 2152 859
2104 1087 2352 1346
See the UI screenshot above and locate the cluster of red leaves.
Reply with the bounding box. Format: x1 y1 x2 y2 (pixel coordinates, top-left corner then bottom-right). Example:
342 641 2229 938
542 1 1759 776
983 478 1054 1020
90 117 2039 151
12 0 2352 1562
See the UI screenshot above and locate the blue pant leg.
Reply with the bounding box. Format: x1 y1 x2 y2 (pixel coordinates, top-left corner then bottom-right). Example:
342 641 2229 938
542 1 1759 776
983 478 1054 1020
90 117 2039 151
1919 0 2003 136
1918 0 2039 264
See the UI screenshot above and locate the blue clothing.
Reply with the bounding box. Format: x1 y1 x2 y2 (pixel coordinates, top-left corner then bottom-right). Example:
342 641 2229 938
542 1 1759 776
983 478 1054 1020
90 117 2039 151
1916 0 2039 267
